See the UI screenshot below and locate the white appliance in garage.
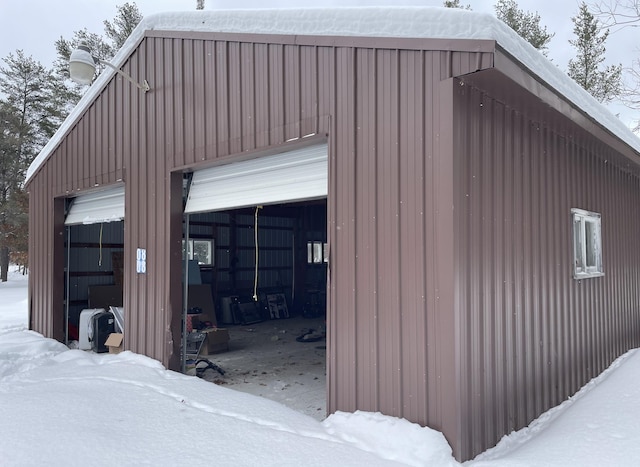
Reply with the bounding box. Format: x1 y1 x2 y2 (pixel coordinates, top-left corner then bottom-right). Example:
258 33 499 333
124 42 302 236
78 308 105 350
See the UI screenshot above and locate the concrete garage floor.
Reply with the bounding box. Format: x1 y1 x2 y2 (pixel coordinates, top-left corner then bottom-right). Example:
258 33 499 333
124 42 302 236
195 316 327 421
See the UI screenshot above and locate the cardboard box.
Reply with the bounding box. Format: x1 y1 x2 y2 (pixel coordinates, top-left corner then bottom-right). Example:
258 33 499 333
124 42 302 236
202 328 229 354
105 333 124 354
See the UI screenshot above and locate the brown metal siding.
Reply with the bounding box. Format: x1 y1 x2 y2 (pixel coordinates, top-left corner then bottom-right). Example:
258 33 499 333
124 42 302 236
329 46 491 440
399 49 428 422
452 81 640 459
27 185 64 340
27 35 343 361
376 47 402 416
331 45 358 411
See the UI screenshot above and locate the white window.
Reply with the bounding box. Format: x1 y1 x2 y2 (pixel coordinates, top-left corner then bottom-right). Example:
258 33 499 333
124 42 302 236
183 239 214 265
572 208 603 279
307 241 328 264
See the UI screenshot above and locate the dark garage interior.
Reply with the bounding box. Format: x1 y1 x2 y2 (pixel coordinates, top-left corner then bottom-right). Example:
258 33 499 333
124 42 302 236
63 190 328 415
185 201 327 324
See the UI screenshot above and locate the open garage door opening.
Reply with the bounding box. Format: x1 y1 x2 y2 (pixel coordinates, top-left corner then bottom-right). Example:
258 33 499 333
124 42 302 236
63 185 124 351
181 143 328 419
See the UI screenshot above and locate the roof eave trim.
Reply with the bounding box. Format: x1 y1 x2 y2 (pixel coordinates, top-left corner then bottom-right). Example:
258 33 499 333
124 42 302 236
492 46 640 162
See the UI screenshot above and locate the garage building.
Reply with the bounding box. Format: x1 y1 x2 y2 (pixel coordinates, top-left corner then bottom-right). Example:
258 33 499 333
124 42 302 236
25 8 640 461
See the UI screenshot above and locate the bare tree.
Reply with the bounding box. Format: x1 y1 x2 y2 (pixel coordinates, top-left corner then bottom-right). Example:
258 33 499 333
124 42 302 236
589 0 639 30
590 1 640 131
620 61 640 131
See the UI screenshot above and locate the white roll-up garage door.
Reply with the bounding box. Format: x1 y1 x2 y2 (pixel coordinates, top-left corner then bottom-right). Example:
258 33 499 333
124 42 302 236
184 143 328 214
64 185 125 226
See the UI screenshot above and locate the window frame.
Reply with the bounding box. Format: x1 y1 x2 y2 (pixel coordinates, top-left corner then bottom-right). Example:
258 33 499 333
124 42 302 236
307 241 328 264
183 238 214 266
571 208 603 279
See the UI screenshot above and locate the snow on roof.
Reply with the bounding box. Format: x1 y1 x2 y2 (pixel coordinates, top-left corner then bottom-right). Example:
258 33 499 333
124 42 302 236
26 7 640 184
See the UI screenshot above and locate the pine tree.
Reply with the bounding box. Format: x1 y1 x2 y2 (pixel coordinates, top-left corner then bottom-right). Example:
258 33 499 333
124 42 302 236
568 2 622 103
0 52 64 280
2 185 29 273
443 0 471 9
0 103 21 280
494 0 554 55
0 5 143 280
53 30 114 106
54 2 143 106
103 2 144 50
0 52 62 167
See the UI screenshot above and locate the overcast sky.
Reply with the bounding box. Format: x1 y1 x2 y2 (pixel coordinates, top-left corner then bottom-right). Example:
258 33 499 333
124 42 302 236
0 0 636 128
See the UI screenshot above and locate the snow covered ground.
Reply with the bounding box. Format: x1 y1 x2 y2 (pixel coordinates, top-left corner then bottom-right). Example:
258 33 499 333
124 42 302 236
195 316 328 420
2 266 640 466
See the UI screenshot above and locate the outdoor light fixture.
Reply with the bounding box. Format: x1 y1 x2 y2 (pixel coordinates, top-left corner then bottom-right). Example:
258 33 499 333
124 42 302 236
69 43 150 93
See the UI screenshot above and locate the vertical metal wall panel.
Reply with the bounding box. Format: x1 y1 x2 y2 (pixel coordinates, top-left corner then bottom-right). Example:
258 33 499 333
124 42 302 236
216 41 230 155
284 45 301 140
27 186 40 333
452 81 640 459
254 43 268 147
172 39 186 167
398 49 428 422
423 52 439 427
145 38 163 361
431 77 459 447
242 42 256 151
353 47 378 415
268 44 284 145
28 177 65 340
128 44 145 357
228 41 242 155
193 40 206 164
300 46 317 137
203 41 217 157
375 47 403 417
331 46 358 412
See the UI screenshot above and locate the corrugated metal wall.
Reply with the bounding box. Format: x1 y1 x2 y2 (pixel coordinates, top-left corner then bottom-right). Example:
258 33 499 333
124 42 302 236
29 36 489 364
452 81 640 459
328 45 493 448
28 187 65 341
